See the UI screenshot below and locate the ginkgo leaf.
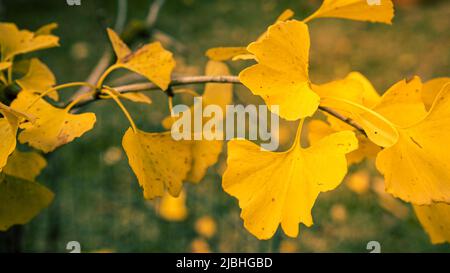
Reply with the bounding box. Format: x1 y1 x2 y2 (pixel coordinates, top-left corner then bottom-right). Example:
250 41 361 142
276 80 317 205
157 190 188 221
313 71 380 108
3 150 47 181
305 0 394 24
223 123 358 239
0 174 53 231
0 61 11 71
413 203 450 244
376 81 450 204
185 61 231 183
203 61 233 113
308 119 380 165
205 9 295 62
0 111 18 171
373 76 426 127
119 92 152 105
320 96 398 147
240 20 319 121
107 28 175 90
162 61 231 183
35 23 58 36
205 47 250 62
122 128 192 199
11 92 96 153
0 23 59 61
422 77 450 110
16 58 58 101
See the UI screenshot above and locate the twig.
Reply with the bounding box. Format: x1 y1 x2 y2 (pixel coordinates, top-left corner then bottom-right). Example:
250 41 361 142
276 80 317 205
114 0 128 33
69 75 366 135
146 0 165 27
69 0 165 100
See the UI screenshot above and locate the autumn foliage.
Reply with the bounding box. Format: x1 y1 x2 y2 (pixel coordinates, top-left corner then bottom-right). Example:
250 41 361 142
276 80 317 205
1 0 449 245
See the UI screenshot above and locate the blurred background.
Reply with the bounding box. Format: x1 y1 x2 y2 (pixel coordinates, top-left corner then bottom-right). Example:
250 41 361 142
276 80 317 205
0 0 449 252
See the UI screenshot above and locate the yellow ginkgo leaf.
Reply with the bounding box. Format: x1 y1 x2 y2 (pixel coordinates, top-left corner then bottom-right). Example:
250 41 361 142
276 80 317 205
3 150 47 181
122 128 192 199
0 111 18 171
0 23 59 61
119 92 152 105
157 190 188 221
313 71 380 108
205 9 295 62
0 101 29 171
187 139 223 183
320 96 398 147
223 123 357 239
11 92 96 153
205 47 250 62
413 203 450 244
305 0 394 24
163 61 231 183
0 61 11 71
35 23 58 36
376 82 450 204
308 119 380 165
422 77 450 110
240 20 319 121
373 76 426 127
16 58 58 101
107 28 175 90
203 61 233 115
0 174 53 231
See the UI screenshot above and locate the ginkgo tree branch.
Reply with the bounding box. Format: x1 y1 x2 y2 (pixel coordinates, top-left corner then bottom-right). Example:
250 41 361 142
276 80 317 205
69 75 366 135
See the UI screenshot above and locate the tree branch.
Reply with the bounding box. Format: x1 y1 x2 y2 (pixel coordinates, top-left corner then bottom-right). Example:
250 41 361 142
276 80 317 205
70 75 366 135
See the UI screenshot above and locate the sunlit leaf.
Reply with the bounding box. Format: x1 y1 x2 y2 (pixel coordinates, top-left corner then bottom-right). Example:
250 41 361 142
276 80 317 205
162 61 231 183
0 22 59 60
0 61 11 71
413 203 450 244
205 9 295 62
35 23 58 36
320 96 398 147
0 110 18 171
122 128 192 199
306 0 394 24
376 81 450 204
313 71 380 108
107 28 175 90
223 123 357 239
205 47 249 62
119 92 152 105
373 76 426 127
422 77 450 110
11 92 96 153
16 58 58 101
307 119 380 165
240 20 319 121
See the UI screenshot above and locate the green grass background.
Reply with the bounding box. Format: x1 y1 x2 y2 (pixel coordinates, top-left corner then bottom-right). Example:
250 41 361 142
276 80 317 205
1 0 449 252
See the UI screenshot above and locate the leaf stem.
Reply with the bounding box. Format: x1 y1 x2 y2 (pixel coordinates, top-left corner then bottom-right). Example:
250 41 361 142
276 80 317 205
64 91 97 112
102 86 138 133
27 82 96 111
97 64 120 89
